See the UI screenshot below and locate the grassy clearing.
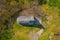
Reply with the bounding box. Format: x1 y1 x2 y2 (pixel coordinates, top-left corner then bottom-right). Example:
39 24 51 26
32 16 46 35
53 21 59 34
11 4 60 40
11 22 40 40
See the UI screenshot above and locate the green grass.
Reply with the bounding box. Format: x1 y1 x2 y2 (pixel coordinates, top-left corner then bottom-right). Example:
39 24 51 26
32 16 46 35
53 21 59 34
11 22 40 40
1 30 13 40
38 4 60 40
49 0 60 8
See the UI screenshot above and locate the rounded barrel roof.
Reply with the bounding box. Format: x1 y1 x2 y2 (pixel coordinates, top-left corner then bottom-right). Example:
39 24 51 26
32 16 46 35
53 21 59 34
17 16 34 23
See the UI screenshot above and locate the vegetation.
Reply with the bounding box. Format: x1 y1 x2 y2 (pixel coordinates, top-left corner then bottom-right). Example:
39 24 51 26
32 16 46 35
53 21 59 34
11 22 40 40
38 5 60 40
38 0 60 40
0 0 60 40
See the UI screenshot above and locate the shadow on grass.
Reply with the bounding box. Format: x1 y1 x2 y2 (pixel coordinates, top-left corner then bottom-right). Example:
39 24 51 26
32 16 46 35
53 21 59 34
21 24 45 29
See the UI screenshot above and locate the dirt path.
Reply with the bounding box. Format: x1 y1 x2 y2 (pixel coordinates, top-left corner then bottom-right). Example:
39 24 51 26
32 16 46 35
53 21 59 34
29 29 44 40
